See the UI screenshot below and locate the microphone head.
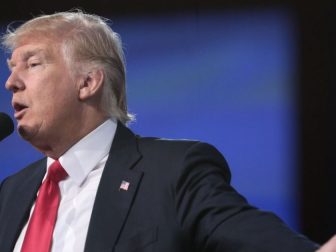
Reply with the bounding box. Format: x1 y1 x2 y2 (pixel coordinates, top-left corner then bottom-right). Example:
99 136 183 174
0 112 14 141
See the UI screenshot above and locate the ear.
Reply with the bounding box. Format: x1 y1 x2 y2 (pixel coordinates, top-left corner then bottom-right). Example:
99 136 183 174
78 69 104 100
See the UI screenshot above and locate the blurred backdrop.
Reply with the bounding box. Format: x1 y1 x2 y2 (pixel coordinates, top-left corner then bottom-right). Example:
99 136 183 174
0 0 334 244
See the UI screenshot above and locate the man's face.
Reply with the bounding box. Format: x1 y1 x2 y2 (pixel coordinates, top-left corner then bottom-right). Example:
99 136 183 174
5 37 81 151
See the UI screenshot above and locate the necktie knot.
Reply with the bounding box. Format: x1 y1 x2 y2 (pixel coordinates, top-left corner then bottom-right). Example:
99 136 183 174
47 160 68 183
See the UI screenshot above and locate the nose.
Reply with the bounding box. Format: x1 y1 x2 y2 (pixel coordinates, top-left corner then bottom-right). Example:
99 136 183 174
5 70 25 93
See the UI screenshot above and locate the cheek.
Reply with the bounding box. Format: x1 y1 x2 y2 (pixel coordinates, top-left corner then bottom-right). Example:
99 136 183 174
27 72 79 119
33 76 77 106
32 90 57 113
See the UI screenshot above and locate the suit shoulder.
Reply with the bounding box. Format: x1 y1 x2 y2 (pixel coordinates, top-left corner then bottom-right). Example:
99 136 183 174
136 136 229 175
2 158 46 184
137 136 204 150
137 136 223 156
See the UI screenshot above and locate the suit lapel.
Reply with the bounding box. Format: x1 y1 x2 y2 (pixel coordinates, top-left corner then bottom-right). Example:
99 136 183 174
84 123 143 252
0 159 46 252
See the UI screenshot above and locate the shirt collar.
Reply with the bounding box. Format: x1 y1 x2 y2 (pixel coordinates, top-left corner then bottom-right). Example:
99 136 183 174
47 118 117 186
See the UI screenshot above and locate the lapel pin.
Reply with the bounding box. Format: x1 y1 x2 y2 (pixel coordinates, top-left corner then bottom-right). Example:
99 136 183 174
119 180 130 191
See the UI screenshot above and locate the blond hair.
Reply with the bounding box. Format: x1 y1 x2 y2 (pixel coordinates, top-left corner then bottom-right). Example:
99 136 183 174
2 10 134 124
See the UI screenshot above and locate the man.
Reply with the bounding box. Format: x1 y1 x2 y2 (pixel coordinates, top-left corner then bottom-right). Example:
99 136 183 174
0 10 334 252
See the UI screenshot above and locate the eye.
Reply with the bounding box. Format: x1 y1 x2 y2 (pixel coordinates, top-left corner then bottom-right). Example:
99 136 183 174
28 62 41 68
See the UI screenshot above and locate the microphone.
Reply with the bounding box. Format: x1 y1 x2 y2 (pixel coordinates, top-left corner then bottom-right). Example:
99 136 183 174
0 112 14 141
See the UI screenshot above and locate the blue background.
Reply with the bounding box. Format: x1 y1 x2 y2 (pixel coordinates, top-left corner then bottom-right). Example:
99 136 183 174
0 9 300 230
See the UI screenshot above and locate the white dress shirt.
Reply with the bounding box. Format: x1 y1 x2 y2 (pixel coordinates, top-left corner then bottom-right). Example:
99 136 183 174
14 118 117 252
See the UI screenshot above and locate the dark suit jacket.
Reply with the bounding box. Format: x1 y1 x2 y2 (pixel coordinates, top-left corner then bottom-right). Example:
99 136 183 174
0 122 318 252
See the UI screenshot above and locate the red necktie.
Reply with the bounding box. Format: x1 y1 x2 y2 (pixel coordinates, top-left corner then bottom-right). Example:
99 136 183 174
21 160 68 252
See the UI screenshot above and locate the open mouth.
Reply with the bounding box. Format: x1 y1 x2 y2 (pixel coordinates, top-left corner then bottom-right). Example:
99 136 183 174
13 102 28 118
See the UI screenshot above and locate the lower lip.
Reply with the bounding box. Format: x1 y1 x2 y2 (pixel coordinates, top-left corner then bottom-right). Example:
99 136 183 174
14 108 28 119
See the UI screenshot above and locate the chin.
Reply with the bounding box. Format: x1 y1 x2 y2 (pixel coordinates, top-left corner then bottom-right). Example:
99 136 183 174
18 124 38 142
18 126 32 141
18 123 53 154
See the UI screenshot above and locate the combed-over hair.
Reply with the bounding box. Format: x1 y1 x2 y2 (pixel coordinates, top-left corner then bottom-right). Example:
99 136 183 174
1 10 133 124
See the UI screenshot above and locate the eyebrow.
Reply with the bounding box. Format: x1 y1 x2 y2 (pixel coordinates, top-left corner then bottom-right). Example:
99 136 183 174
7 48 48 70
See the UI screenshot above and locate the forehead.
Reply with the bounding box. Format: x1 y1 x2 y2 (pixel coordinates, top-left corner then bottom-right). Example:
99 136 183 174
9 37 61 64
